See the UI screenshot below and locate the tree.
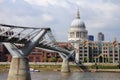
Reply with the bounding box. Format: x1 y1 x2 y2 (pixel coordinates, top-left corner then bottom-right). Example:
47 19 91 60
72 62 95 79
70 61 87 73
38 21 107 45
86 57 89 63
84 57 89 63
50 57 56 62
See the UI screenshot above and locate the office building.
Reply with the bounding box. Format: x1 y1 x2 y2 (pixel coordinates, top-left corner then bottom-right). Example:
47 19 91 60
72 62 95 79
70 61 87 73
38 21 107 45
88 35 94 41
98 32 104 41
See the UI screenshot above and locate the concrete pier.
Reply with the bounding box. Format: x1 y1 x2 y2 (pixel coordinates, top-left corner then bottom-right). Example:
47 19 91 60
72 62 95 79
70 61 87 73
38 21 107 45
61 59 70 73
7 57 31 80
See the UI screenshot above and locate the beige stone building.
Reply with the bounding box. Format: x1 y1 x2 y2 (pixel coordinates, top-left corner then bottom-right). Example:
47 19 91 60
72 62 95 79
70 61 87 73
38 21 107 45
68 9 120 64
78 39 120 63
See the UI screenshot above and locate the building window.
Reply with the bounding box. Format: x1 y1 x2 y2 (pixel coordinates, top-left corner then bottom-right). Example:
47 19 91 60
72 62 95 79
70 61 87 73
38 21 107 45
85 47 87 49
84 51 87 53
110 51 112 54
80 58 82 60
115 58 118 60
110 54 113 56
80 47 82 49
115 54 118 57
114 47 118 51
83 33 86 38
70 32 74 38
36 56 40 62
115 51 118 53
84 54 87 56
29 56 33 62
80 51 82 53
76 32 80 38
80 54 82 56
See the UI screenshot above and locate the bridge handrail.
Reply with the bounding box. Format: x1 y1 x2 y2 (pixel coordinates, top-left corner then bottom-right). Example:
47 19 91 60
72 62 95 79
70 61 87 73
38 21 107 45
0 24 40 29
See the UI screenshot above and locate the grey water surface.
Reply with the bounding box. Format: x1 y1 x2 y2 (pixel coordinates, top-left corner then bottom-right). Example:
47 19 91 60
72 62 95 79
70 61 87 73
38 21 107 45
0 71 120 80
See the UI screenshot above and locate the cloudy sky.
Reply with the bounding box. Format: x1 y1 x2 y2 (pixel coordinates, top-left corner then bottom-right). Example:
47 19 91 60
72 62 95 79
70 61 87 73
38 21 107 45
0 0 120 42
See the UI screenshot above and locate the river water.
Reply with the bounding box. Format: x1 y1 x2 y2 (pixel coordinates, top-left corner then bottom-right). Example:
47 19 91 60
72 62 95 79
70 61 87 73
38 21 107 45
0 72 120 80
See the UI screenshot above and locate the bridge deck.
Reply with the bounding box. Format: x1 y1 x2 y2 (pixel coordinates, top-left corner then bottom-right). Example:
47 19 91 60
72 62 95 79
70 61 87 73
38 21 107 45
0 35 27 43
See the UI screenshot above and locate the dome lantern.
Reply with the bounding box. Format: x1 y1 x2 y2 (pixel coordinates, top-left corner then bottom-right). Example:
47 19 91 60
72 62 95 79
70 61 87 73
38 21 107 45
76 8 80 19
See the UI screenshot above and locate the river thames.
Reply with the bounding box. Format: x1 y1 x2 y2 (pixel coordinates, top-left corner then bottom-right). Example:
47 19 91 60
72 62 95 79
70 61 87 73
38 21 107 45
0 71 120 80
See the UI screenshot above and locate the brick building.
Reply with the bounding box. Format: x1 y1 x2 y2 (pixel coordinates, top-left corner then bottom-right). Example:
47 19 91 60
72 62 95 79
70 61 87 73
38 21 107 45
0 42 73 62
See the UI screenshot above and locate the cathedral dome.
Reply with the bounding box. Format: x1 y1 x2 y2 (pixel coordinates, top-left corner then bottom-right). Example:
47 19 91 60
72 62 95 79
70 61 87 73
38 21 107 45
70 9 86 29
68 9 88 42
69 9 87 32
71 18 86 29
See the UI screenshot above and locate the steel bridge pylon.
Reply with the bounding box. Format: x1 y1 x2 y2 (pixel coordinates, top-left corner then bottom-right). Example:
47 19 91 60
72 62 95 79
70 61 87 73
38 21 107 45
1 24 51 80
0 24 74 80
38 45 74 73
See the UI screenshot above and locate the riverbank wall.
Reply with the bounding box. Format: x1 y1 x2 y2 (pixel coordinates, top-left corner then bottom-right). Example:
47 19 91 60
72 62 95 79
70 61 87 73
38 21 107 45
0 62 120 72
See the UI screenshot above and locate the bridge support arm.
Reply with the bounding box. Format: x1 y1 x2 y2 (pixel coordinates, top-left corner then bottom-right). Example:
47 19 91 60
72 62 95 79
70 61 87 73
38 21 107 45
21 29 48 56
59 53 70 73
1 25 56 79
61 58 70 73
38 45 74 73
75 51 80 64
3 43 31 80
3 43 24 57
7 57 31 80
3 29 50 80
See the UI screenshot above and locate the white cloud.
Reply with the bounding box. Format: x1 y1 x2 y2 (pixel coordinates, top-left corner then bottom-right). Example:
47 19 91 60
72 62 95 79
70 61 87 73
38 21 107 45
0 0 120 41
24 0 57 7
12 0 16 3
24 0 70 8
67 0 120 41
74 0 120 29
42 14 53 22
0 0 4 3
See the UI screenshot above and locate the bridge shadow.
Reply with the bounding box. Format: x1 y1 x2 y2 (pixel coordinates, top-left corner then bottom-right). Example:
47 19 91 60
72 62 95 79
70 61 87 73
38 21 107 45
60 72 71 80
75 62 90 72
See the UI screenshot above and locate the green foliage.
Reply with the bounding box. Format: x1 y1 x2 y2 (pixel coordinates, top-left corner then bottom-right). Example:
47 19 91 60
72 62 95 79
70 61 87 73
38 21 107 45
91 65 119 69
50 57 56 62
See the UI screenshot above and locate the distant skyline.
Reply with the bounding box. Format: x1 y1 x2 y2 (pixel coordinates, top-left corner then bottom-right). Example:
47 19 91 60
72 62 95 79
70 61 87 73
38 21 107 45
0 0 120 41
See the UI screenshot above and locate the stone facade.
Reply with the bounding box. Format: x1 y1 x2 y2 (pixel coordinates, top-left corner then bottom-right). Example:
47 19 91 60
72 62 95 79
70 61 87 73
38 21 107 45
76 39 120 64
68 9 88 42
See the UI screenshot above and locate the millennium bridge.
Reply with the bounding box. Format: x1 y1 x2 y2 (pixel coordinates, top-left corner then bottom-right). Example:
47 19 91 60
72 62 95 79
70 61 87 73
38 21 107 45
0 24 74 80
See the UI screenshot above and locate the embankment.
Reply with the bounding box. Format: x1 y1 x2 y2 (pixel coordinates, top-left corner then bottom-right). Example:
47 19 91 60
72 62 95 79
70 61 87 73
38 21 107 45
0 62 120 72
